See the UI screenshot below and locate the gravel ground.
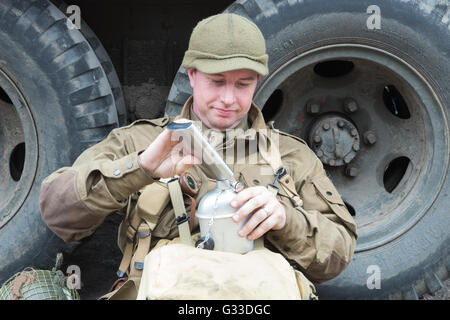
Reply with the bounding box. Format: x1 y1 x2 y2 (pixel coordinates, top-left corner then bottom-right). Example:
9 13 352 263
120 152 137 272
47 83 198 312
62 214 449 300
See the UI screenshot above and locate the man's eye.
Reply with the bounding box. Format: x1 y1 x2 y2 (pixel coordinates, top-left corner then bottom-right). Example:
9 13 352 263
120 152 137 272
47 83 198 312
212 80 224 85
238 82 250 87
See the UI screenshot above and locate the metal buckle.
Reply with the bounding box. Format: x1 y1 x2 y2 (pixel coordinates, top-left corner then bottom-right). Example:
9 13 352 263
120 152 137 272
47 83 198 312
176 213 189 225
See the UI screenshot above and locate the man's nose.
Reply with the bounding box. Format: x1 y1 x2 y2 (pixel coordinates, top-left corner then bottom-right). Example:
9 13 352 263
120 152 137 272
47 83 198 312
221 84 236 106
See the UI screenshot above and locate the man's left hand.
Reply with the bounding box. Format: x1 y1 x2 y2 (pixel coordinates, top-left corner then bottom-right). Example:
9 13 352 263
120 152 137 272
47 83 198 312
230 186 286 240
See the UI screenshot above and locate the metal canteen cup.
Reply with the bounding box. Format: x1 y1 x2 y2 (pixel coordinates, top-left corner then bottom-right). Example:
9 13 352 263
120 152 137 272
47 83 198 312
167 120 253 253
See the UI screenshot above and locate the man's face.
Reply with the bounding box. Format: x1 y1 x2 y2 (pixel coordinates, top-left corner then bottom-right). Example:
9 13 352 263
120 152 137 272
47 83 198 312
188 68 260 131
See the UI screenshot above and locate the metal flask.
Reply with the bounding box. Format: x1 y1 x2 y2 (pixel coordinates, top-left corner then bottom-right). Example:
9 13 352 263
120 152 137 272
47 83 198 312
167 120 254 254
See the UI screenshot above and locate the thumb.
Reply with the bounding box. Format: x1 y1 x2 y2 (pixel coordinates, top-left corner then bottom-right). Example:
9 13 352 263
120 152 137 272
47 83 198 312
174 155 201 176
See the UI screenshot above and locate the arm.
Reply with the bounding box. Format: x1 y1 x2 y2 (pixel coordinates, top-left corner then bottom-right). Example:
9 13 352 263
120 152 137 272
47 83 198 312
267 150 357 283
39 126 155 242
231 141 357 283
40 121 199 243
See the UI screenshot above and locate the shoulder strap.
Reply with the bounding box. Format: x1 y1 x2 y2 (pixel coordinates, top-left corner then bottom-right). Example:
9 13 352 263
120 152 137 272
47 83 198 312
167 177 193 246
258 130 304 208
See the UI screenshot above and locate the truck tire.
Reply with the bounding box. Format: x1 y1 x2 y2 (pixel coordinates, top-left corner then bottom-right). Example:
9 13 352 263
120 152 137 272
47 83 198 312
0 0 120 283
167 0 450 299
51 0 127 126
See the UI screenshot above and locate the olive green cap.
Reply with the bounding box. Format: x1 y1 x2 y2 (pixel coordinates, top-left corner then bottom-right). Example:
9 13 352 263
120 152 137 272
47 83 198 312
182 13 268 76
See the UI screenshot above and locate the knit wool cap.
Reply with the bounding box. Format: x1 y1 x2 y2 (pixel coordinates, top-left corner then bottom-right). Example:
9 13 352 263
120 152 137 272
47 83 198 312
182 13 268 76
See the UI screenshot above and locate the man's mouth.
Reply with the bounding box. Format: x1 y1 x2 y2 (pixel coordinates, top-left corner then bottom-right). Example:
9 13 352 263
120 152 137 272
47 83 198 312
213 107 235 117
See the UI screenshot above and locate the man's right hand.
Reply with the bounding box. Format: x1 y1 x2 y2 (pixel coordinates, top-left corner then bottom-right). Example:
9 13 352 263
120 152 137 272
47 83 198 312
138 128 200 179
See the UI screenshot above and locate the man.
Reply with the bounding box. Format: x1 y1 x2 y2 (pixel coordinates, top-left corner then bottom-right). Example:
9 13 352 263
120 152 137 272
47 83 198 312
39 13 357 299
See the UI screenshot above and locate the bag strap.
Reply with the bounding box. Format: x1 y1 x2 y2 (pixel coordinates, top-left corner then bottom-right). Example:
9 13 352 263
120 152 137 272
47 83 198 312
117 203 143 278
129 222 151 278
167 177 193 246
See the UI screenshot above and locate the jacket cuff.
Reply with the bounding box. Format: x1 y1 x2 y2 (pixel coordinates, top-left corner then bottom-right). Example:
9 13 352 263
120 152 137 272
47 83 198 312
103 151 154 201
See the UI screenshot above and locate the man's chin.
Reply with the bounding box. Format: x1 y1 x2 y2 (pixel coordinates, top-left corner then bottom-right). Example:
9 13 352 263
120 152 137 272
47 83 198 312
209 119 237 131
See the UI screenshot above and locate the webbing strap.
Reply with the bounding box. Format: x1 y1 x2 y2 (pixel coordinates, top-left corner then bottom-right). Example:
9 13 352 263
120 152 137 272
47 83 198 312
117 202 144 278
117 240 133 278
258 132 303 207
266 184 279 197
129 222 152 278
167 177 192 246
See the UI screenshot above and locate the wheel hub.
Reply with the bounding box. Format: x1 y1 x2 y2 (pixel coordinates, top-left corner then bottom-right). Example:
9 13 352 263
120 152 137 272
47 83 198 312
309 114 360 167
253 44 448 252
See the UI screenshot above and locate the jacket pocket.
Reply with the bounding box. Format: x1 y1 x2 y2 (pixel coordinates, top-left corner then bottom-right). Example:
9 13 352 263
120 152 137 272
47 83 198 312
312 175 357 236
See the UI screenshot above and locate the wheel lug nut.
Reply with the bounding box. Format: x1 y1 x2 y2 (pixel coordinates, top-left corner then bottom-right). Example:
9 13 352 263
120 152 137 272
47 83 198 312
328 159 336 166
344 154 353 164
322 122 330 130
350 128 358 137
344 98 358 113
316 149 324 157
364 131 377 145
352 143 360 151
345 165 359 177
306 101 321 115
313 135 322 143
337 120 345 128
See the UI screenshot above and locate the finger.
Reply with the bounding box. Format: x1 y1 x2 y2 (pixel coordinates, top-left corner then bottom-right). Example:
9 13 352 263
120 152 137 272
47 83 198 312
232 194 270 223
238 207 269 238
230 186 267 208
246 213 281 240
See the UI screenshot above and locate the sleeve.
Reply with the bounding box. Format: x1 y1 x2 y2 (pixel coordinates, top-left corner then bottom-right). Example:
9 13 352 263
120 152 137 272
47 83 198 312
39 126 156 243
266 147 357 283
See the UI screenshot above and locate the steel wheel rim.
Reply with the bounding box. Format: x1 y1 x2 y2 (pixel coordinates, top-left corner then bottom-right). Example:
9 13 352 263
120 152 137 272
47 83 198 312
255 44 449 252
0 67 38 228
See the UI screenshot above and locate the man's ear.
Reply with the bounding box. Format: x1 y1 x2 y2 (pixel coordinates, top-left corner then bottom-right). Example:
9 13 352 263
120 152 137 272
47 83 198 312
187 68 196 88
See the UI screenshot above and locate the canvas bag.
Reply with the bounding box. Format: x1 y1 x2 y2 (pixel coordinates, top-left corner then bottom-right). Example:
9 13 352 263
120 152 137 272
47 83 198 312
136 242 316 300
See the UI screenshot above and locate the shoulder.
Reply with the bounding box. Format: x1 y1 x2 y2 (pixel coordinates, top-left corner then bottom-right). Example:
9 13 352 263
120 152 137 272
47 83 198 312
266 121 319 175
111 115 173 151
123 114 172 129
117 115 172 136
266 120 309 153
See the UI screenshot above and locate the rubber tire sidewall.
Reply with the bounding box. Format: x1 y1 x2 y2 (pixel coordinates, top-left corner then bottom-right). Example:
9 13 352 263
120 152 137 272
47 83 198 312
0 0 119 284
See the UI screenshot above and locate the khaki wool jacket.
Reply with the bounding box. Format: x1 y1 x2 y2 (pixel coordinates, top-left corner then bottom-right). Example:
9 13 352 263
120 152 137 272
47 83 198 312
39 97 357 283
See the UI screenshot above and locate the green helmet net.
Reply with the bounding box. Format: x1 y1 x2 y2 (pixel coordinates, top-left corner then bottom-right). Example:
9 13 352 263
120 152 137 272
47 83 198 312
0 254 80 300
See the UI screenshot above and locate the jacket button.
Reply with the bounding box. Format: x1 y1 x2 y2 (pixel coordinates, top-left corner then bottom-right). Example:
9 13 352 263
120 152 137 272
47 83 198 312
252 179 260 185
127 162 133 169
113 169 121 176
326 191 333 196
283 245 291 252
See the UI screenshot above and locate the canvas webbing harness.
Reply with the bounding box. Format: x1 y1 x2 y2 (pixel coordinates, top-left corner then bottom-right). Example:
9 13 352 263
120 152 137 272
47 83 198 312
115 130 302 280
116 177 193 280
